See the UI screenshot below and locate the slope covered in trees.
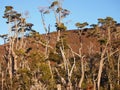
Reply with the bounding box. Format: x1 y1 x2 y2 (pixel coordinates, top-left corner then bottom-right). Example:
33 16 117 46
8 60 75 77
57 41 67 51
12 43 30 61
0 1 120 90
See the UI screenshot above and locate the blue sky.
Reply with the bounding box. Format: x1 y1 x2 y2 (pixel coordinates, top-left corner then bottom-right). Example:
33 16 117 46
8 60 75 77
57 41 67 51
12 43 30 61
0 0 120 44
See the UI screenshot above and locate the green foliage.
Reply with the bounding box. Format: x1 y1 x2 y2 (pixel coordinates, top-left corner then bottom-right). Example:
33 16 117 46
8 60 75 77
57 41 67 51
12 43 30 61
98 38 107 45
38 63 51 83
15 49 26 56
98 18 105 25
75 22 88 29
30 32 47 45
13 68 34 90
28 51 45 71
56 7 62 13
90 24 98 28
50 1 59 8
47 78 57 89
49 0 70 32
105 17 116 26
98 17 117 27
4 6 13 12
55 23 67 31
48 51 62 63
15 68 33 90
56 35 69 51
56 40 69 55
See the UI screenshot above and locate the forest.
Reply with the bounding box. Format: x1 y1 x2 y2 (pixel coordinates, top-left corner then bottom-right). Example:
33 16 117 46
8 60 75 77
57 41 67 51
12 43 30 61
0 1 120 90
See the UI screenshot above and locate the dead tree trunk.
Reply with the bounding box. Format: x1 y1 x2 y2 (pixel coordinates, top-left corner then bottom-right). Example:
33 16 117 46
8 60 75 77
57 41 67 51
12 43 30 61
97 44 107 90
78 56 85 89
118 52 120 85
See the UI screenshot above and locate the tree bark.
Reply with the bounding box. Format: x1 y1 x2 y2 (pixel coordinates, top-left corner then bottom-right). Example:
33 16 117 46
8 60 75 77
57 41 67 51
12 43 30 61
57 84 61 90
78 56 85 89
2 71 4 90
97 44 107 90
118 52 120 85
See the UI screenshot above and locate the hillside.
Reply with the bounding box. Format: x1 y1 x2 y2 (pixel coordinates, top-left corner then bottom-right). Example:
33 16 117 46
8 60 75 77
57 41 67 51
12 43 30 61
0 29 104 61
0 25 120 58
0 2 120 90
0 25 120 90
